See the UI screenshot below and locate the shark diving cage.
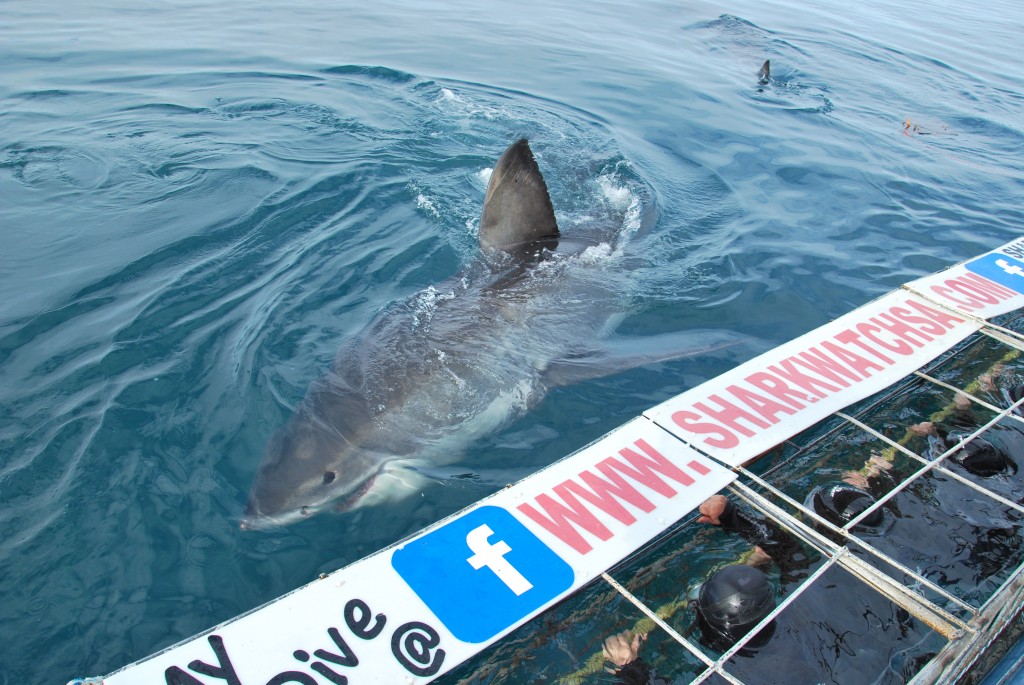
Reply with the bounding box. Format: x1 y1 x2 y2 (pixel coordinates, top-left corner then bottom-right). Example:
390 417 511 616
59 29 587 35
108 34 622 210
75 236 1024 685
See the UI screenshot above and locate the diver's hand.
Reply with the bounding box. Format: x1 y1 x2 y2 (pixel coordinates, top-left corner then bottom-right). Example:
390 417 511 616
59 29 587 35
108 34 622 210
867 453 893 473
910 421 937 437
698 495 728 525
603 630 645 669
842 471 869 489
978 367 1001 393
743 545 772 568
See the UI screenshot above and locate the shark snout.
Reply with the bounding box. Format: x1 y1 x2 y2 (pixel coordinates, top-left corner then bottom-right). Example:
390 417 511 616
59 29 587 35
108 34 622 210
239 503 311 531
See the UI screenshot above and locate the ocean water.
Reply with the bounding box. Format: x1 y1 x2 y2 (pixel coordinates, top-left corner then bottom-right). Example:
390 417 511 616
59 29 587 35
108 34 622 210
2 0 1024 682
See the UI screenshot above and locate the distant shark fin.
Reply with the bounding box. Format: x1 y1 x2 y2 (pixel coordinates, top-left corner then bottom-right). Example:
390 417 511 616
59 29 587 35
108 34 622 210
479 138 559 256
758 60 771 84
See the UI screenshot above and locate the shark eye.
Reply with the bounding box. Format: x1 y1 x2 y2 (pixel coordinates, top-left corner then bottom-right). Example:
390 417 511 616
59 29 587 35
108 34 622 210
323 471 336 485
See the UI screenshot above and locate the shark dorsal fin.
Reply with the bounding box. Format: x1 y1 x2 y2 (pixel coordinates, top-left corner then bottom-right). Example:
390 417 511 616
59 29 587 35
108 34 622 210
479 138 559 255
758 59 771 84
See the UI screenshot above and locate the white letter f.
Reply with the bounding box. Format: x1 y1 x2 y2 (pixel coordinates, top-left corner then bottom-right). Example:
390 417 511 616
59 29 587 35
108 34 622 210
466 524 533 596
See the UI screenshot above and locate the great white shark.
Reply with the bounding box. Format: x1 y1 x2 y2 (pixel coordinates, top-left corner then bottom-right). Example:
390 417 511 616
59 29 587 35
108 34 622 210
241 139 746 529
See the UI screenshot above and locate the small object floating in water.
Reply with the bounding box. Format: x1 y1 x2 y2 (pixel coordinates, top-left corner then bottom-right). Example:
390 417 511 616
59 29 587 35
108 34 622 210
904 118 928 135
903 117 955 136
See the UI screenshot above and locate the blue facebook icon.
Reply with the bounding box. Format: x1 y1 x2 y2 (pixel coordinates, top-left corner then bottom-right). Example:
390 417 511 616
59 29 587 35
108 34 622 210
391 505 574 643
966 253 1024 295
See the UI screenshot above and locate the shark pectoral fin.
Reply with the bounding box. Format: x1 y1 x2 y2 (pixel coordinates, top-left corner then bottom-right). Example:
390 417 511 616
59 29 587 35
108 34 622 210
408 464 539 490
544 329 765 387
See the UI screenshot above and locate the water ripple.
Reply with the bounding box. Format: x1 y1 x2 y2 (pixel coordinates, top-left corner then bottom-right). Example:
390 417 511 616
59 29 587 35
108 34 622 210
2 0 1023 682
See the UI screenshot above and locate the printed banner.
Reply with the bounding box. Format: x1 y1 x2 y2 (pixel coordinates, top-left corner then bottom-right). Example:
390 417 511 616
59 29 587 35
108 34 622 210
903 237 1024 318
644 290 982 466
104 418 733 684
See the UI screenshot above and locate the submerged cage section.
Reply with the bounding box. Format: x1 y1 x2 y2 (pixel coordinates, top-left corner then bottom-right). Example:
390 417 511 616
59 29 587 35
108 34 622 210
446 313 1024 685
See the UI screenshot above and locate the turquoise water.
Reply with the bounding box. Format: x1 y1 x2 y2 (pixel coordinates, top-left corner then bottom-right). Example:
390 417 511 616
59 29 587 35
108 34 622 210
2 0 1024 682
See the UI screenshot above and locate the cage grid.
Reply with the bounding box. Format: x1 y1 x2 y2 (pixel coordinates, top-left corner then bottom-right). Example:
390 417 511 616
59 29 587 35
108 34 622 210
448 314 1024 685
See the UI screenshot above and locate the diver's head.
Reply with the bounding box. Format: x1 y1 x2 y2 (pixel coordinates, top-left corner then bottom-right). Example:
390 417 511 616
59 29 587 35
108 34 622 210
808 482 884 529
951 436 1013 477
697 564 776 650
1008 385 1024 415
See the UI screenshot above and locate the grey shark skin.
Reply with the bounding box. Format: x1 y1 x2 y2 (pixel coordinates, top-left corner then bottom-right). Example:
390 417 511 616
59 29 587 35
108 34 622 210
241 139 744 529
758 60 771 84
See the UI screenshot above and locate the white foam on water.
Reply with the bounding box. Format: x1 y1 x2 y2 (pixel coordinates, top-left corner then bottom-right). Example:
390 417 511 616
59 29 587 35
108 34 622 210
598 173 643 237
411 285 456 327
415 193 439 218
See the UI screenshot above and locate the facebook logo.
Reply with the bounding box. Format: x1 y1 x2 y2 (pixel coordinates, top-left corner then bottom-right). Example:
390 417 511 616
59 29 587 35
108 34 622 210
391 506 574 643
466 523 534 595
966 253 1024 294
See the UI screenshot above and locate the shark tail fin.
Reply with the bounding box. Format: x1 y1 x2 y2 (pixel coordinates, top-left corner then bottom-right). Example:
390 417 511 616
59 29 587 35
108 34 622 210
479 138 559 256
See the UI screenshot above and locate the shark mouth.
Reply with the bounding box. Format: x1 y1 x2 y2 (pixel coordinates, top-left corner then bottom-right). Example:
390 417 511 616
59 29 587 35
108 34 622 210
240 474 379 530
333 473 377 513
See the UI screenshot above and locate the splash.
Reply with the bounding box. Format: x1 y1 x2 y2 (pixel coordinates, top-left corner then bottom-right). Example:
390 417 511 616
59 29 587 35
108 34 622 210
415 193 440 218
